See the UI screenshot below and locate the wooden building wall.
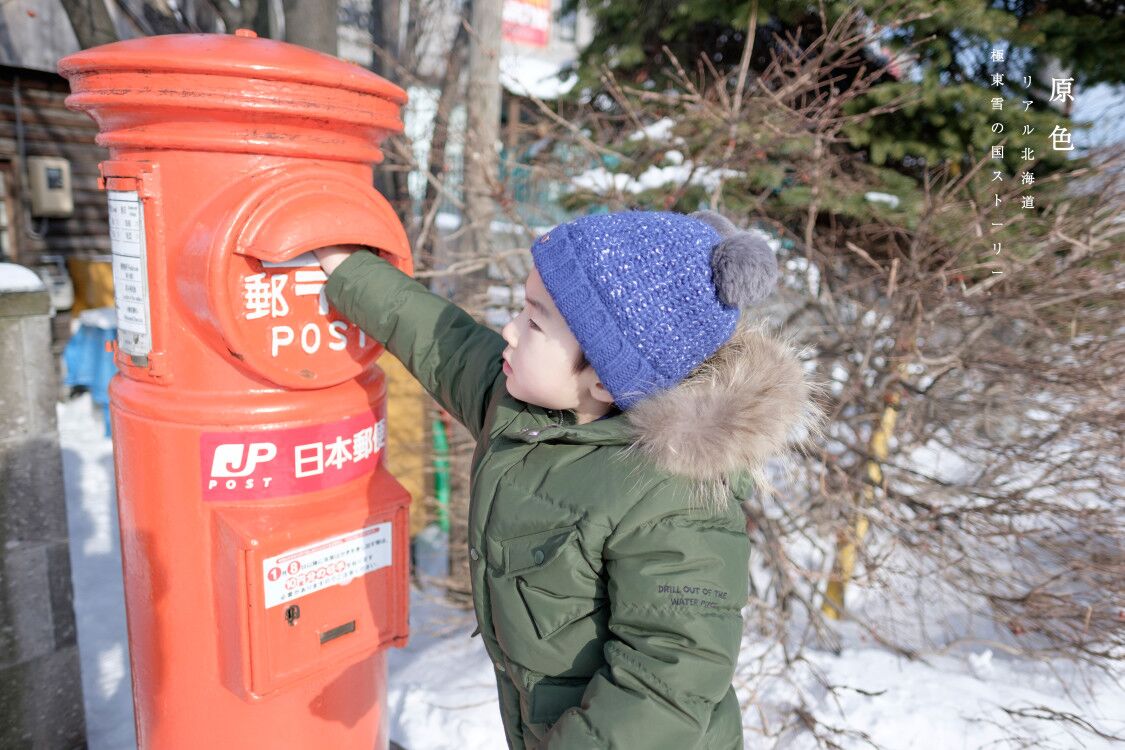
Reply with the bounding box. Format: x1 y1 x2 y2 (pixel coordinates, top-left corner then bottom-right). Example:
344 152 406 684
0 66 110 263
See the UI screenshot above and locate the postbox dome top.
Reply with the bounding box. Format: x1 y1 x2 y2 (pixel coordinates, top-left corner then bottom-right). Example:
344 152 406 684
59 31 407 163
58 31 406 103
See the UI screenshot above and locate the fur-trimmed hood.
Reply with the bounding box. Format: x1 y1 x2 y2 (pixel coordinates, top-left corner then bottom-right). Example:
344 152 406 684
620 318 827 509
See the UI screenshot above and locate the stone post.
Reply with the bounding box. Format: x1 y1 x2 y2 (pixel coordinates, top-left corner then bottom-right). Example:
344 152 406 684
0 264 86 748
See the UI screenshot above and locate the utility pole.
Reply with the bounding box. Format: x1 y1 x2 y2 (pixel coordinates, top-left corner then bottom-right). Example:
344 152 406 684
447 0 502 595
60 0 118 48
464 0 502 263
282 0 339 54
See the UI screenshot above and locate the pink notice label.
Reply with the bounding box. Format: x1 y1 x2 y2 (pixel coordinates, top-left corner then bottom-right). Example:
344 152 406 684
199 411 386 501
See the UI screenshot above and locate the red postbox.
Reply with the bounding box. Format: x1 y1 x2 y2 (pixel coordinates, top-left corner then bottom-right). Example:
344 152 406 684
59 30 413 748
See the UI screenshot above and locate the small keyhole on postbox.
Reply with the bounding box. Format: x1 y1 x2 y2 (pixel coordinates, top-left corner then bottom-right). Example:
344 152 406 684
284 605 300 626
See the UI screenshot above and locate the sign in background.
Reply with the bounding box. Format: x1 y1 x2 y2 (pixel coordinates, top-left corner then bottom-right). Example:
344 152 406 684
502 0 550 47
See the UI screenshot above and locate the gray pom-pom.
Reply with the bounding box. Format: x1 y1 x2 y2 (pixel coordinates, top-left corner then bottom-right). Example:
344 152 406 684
691 210 779 308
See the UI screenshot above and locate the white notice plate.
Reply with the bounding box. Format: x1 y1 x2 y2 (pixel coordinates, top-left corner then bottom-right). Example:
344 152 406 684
261 522 392 609
108 190 151 356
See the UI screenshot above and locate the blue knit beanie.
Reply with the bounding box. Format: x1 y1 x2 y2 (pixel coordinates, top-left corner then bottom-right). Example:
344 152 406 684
530 210 779 410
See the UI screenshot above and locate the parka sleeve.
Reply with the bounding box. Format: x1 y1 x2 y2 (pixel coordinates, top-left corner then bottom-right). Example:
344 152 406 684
541 486 751 749
324 249 506 442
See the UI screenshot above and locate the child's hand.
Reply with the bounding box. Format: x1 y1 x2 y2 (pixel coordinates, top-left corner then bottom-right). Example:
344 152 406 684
314 245 365 276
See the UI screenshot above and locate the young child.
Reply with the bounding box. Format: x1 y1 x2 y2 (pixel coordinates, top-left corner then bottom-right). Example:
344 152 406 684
316 209 820 749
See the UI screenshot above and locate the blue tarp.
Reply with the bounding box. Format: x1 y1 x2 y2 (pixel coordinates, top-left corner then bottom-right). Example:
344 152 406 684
63 320 118 437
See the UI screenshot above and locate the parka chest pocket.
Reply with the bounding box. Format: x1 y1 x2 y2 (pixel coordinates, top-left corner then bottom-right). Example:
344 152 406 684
499 525 605 640
502 525 579 576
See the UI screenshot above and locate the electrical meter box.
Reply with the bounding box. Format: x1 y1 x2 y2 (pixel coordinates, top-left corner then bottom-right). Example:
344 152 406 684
27 156 74 217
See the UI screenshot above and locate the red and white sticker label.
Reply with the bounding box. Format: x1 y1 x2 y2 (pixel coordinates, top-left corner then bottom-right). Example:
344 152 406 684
262 523 392 609
200 412 386 501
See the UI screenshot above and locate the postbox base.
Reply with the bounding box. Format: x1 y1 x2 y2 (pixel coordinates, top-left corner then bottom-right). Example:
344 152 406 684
109 374 409 749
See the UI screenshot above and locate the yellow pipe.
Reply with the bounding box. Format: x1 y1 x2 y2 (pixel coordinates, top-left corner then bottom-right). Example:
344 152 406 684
821 375 902 620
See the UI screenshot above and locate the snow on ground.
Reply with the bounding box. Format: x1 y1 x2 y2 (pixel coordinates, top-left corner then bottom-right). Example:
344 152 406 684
744 616 1125 749
58 392 1124 749
385 529 508 748
58 393 137 750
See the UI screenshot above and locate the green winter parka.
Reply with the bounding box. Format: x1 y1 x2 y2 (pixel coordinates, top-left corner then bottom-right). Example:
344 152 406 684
324 250 818 750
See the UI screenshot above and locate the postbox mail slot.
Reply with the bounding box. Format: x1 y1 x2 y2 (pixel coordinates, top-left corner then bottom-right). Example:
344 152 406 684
213 468 411 698
231 174 405 266
182 164 411 391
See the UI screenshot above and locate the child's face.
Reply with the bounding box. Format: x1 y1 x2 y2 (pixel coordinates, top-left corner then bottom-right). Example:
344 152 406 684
500 266 615 420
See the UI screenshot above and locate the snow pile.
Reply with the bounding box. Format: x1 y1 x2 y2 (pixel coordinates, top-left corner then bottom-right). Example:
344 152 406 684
499 55 578 100
78 307 117 330
626 118 684 144
0 262 46 293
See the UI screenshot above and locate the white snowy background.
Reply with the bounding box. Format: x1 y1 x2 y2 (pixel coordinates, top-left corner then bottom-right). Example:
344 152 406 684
57 391 1124 750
